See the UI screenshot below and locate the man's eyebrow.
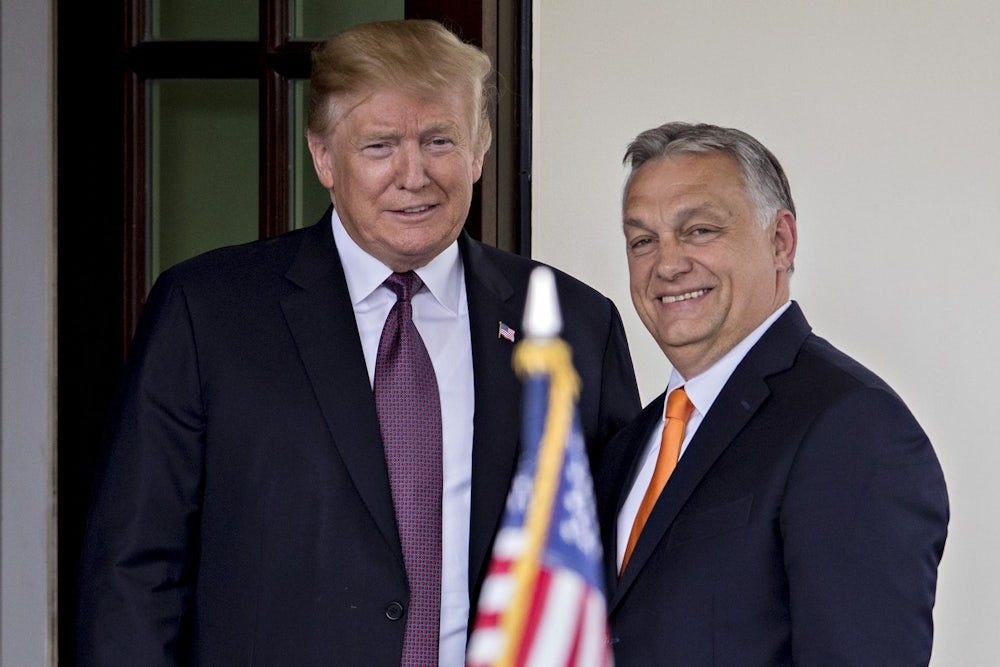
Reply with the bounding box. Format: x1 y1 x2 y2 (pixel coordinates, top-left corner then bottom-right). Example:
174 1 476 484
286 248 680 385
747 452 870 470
420 122 460 138
623 203 728 228
623 217 649 229
354 130 400 144
676 203 729 223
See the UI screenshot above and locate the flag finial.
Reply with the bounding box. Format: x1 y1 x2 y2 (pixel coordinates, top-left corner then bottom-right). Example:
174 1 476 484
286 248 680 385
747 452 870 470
524 267 562 339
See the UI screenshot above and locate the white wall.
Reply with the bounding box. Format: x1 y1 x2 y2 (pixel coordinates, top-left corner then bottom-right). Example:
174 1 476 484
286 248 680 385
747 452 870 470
0 0 56 664
533 1 999 663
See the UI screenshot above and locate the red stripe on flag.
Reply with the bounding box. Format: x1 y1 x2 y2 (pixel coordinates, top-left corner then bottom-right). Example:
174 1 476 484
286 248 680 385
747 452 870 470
515 567 553 667
565 585 589 666
488 559 514 576
474 610 503 628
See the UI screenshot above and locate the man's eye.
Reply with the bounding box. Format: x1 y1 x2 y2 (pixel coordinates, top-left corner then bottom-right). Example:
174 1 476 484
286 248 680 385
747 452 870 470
363 143 392 157
687 226 718 241
427 137 455 150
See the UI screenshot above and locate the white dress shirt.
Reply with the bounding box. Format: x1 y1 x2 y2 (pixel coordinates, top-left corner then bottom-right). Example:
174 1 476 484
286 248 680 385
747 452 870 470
616 302 792 570
332 211 475 666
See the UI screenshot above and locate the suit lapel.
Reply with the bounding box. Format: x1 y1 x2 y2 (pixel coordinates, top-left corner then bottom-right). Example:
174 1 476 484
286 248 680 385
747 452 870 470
280 214 402 563
461 236 524 602
610 303 812 610
599 399 664 593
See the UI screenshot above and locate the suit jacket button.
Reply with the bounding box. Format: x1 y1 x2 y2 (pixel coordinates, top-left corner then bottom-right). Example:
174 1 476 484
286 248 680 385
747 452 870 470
385 601 405 621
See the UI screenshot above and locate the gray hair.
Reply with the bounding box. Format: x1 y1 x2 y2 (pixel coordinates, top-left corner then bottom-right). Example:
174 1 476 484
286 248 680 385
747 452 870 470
623 122 795 229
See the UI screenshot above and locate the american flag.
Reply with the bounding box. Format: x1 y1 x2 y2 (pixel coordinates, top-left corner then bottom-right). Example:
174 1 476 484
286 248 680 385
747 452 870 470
498 321 516 343
467 339 613 667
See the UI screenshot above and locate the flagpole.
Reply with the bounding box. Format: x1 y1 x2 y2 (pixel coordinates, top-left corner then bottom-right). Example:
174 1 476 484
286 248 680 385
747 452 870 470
497 268 580 666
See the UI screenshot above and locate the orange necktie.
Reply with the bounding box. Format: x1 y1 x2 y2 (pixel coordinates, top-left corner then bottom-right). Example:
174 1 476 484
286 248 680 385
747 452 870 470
620 387 694 575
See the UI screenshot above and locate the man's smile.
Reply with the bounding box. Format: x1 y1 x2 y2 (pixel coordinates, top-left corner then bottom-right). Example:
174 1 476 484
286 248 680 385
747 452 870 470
659 288 710 304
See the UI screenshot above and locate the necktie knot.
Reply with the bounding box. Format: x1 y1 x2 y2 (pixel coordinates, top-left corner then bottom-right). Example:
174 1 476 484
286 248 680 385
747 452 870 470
384 271 423 302
666 387 694 423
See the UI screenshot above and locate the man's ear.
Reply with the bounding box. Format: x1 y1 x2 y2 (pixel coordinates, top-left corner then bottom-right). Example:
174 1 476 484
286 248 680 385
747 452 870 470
307 132 335 190
773 209 797 272
471 150 485 184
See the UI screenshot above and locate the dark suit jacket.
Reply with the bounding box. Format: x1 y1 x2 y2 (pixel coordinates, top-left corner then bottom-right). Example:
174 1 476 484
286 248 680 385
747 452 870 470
77 210 640 665
597 303 948 665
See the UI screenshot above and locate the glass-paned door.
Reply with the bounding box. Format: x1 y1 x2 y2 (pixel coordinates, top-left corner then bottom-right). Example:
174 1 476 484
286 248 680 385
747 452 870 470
124 0 521 338
137 1 407 297
150 0 258 40
291 79 335 229
149 79 260 279
291 0 404 40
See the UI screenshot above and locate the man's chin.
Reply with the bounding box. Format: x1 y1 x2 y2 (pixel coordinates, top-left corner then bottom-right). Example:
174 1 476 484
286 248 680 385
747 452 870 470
656 326 715 360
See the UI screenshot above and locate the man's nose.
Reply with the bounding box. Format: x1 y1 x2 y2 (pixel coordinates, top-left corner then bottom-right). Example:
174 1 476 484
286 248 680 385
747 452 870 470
394 144 431 190
654 239 692 281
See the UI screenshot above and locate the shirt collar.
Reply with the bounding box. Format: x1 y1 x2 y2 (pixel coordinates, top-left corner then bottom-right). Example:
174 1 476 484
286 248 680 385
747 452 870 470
330 207 464 314
667 301 792 417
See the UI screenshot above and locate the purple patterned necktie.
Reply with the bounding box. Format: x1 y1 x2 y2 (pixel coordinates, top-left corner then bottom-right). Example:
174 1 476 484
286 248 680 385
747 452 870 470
374 271 442 666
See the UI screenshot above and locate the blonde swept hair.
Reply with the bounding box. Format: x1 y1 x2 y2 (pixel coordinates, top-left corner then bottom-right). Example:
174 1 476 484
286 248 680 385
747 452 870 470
309 20 494 156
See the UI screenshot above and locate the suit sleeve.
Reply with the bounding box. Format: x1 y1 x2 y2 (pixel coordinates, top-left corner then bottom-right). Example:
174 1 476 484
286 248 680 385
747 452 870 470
780 386 949 665
596 299 641 441
77 270 205 666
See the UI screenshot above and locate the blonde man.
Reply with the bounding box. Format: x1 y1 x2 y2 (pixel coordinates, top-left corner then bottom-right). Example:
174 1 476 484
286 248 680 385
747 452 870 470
78 20 639 666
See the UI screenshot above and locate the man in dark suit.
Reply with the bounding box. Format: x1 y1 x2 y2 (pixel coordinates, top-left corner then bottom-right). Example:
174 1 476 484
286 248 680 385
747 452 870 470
77 20 640 666
598 122 948 664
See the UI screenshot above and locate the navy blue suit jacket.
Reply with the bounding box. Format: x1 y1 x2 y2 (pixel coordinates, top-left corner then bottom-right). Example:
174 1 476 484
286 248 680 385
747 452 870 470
77 210 640 665
597 303 948 665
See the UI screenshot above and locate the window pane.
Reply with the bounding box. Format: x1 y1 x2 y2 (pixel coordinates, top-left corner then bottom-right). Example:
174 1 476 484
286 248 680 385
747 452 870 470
149 0 257 40
289 0 404 40
149 79 259 283
291 80 334 229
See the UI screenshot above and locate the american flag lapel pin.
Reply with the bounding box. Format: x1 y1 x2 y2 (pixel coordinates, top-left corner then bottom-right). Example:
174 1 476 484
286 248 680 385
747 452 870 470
498 321 516 342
